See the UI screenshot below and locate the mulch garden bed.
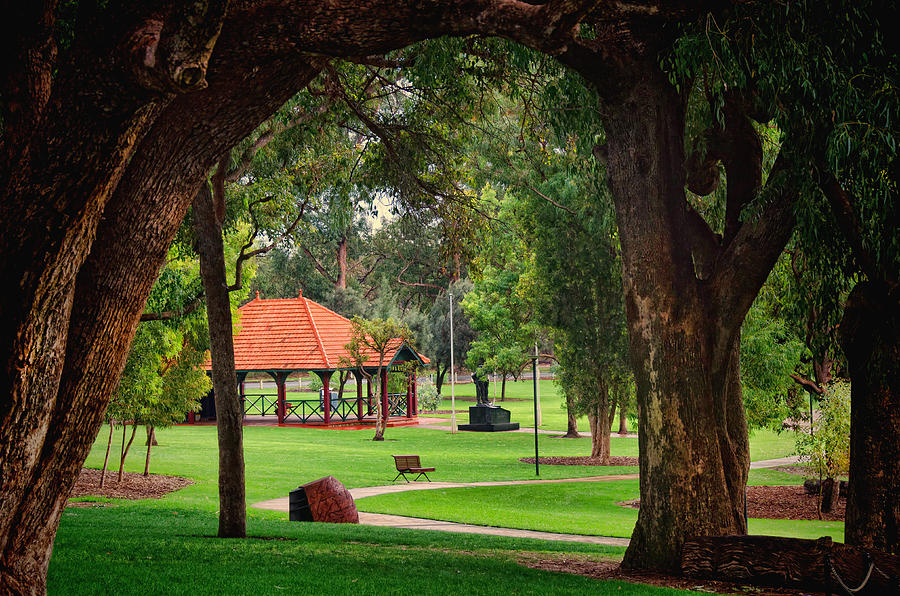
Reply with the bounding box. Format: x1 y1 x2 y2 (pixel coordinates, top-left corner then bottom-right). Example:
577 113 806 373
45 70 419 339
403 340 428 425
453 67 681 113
618 485 845 522
519 456 640 466
517 557 826 595
68 468 193 501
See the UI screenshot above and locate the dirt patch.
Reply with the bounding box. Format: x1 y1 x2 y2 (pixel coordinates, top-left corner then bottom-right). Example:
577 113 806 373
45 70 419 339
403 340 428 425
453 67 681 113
518 456 639 467
517 558 822 595
618 485 845 522
68 468 193 501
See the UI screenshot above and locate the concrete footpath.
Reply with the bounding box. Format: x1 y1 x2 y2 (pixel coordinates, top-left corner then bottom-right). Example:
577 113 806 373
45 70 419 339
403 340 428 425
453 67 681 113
254 476 636 547
252 456 798 546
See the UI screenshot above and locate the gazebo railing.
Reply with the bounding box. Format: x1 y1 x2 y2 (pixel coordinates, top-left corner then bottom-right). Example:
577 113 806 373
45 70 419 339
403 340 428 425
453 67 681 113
283 396 361 423
243 394 278 416
284 399 322 422
240 393 408 422
387 393 407 417
329 396 357 421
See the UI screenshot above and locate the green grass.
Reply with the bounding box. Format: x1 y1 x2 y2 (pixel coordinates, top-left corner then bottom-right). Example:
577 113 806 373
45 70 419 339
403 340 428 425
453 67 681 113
53 504 687 595
82 425 641 509
747 427 797 461
356 475 843 542
53 421 821 594
359 480 643 538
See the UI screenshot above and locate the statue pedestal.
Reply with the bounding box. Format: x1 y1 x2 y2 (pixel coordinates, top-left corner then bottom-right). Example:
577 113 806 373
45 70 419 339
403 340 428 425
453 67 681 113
458 404 520 432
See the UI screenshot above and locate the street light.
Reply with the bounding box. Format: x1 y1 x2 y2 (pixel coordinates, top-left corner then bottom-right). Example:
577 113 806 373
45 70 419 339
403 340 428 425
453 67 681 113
449 292 457 434
532 345 539 476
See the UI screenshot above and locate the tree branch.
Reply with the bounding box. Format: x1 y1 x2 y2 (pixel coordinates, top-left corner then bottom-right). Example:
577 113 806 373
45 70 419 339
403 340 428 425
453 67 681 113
229 195 311 292
721 91 763 245
132 0 229 93
528 186 577 215
816 167 889 286
301 245 337 285
224 101 333 184
790 373 825 396
710 149 798 339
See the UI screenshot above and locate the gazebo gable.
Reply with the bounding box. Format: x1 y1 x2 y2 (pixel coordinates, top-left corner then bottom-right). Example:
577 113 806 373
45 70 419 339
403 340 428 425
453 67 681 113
208 289 429 374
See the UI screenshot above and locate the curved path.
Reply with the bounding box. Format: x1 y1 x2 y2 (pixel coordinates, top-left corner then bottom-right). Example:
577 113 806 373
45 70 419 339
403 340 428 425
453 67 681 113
253 456 798 546
254 475 637 546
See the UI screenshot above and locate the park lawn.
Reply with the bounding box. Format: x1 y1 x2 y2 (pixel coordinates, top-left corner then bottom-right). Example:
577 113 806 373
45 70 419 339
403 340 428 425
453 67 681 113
81 424 640 509
51 503 689 596
747 427 797 461
57 421 831 594
355 475 844 543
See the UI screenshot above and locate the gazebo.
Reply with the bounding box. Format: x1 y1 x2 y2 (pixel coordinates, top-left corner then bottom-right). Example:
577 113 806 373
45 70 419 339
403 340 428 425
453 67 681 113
193 289 429 426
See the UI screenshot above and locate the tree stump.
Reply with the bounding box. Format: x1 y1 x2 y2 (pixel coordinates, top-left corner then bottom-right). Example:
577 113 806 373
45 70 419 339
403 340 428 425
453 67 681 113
289 476 358 524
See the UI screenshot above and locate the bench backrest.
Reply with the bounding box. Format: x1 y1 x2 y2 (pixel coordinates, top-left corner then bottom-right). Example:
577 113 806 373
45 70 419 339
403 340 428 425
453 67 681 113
393 455 421 470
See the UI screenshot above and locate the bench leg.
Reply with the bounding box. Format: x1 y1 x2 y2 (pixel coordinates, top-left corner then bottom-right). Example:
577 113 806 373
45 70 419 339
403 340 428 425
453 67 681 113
393 471 409 483
414 472 430 482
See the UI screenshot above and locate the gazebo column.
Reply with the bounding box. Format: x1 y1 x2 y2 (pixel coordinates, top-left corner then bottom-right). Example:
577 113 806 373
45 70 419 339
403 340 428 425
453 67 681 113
272 371 289 424
355 372 364 421
367 376 373 416
236 372 247 420
406 371 414 418
380 368 389 424
317 372 332 425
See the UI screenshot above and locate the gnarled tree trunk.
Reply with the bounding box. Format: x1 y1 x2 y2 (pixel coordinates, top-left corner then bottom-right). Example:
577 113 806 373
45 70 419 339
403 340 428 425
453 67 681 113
840 281 900 553
582 59 794 571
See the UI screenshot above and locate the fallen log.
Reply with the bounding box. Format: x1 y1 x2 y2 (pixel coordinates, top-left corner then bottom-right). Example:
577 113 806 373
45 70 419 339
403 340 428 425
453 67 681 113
682 535 900 594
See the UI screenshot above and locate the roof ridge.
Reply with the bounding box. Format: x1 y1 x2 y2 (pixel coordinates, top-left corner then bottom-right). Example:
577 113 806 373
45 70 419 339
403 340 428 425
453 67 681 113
300 295 332 368
305 298 353 324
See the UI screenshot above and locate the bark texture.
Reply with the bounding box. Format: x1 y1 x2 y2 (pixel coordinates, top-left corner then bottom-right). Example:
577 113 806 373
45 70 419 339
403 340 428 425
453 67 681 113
602 67 744 570
557 52 796 570
564 392 581 438
193 182 247 538
840 281 900 553
587 383 611 462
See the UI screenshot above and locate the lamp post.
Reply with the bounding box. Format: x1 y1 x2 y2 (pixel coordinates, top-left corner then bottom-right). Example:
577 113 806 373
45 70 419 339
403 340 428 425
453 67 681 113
532 345 539 476
534 342 542 426
449 292 457 434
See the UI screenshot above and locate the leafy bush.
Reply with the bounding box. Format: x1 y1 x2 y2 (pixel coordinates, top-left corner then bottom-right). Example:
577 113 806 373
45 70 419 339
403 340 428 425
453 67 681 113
417 379 442 412
795 380 851 479
307 374 322 392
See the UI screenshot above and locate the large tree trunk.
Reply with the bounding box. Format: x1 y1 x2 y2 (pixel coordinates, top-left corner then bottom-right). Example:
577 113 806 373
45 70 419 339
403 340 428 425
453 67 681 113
587 382 611 463
840 281 900 553
590 60 794 571
435 362 446 395
619 402 628 434
563 393 580 438
194 182 247 539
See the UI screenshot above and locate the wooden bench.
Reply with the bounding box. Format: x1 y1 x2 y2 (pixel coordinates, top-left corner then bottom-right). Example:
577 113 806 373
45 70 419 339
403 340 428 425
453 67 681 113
392 455 435 482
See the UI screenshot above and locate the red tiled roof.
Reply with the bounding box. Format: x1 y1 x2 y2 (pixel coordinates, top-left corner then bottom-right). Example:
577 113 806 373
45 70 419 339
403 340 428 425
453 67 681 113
204 290 429 372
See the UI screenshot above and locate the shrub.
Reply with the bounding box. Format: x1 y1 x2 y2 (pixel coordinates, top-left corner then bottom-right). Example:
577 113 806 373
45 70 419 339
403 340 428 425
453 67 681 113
795 380 851 480
417 379 442 412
